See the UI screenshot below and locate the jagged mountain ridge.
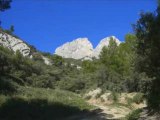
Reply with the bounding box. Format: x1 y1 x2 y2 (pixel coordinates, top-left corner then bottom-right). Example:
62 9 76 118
0 31 121 61
55 36 121 59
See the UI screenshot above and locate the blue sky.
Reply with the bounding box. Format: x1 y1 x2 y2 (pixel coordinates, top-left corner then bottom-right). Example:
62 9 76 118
1 0 157 53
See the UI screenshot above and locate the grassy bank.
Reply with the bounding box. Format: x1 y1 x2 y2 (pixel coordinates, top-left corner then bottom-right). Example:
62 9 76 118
0 86 93 120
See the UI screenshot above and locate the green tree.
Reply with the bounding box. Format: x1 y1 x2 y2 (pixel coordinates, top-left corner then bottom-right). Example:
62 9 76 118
50 55 64 66
0 0 12 25
0 46 14 75
134 2 160 109
82 60 97 73
32 53 43 62
10 25 14 33
100 38 118 67
0 0 11 12
98 35 139 92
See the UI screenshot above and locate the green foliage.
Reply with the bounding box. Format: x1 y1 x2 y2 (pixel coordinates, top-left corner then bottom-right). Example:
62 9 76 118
0 29 142 95
99 38 120 72
0 28 149 118
50 54 64 65
0 46 13 74
32 53 44 62
81 35 139 92
0 0 12 12
82 60 97 73
2 1 160 118
125 93 144 108
0 31 141 95
108 91 119 103
3 25 15 35
0 76 18 94
134 2 160 109
0 87 93 120
125 109 142 120
132 93 144 104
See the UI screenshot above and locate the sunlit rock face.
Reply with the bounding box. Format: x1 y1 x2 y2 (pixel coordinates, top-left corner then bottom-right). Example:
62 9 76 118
0 32 52 65
55 38 94 59
55 36 121 60
0 32 30 56
93 36 121 58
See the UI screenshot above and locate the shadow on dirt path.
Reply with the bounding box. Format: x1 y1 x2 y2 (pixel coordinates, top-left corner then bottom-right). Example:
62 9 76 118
65 108 116 120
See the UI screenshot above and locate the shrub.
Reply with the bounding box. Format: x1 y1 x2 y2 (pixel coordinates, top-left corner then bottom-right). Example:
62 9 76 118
84 95 92 100
0 76 18 94
0 87 93 120
126 109 142 120
132 93 144 104
108 91 119 103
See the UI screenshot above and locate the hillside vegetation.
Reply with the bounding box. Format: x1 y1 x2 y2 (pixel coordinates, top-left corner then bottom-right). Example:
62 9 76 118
0 31 145 120
0 0 160 120
0 87 93 120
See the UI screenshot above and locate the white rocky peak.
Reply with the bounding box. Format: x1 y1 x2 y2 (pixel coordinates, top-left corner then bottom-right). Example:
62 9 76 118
0 31 30 56
55 36 121 60
55 38 93 59
94 36 121 58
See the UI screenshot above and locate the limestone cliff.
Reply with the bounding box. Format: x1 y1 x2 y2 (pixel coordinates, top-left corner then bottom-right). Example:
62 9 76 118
0 31 51 65
55 38 94 59
55 36 121 59
0 31 30 56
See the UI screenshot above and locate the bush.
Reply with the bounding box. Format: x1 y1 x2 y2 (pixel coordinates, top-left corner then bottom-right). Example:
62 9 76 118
132 93 144 104
108 91 119 103
0 87 93 120
126 109 142 120
0 76 18 94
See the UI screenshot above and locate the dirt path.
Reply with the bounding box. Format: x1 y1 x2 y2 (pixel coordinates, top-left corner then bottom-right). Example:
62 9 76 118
66 101 131 120
92 103 130 119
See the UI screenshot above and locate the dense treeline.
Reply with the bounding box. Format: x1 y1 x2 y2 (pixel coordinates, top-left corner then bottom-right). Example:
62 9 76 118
81 35 140 92
134 1 160 109
0 45 82 92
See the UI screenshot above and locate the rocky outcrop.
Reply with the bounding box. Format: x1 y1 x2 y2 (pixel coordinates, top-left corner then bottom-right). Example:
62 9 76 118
0 31 30 56
42 56 52 65
55 36 121 59
0 31 52 65
55 38 94 59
